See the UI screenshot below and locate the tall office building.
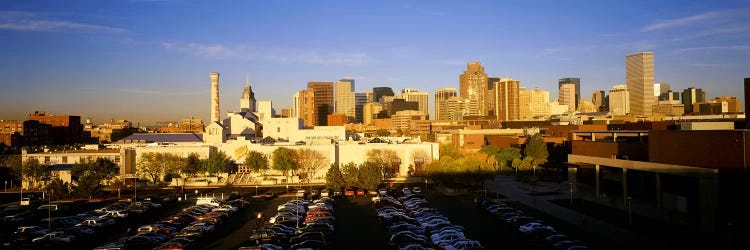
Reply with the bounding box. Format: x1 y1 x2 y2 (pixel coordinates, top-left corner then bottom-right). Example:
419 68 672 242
495 78 520 121
520 87 550 119
487 77 500 117
655 80 670 95
364 90 374 103
373 87 395 104
609 85 630 115
297 89 316 127
363 102 383 126
592 90 607 112
292 92 300 118
435 88 457 120
559 83 576 112
626 52 654 115
308 82 334 126
459 62 489 116
444 97 479 120
354 93 368 123
681 87 705 114
558 78 580 109
711 96 740 113
399 88 429 118
210 72 220 123
335 79 356 122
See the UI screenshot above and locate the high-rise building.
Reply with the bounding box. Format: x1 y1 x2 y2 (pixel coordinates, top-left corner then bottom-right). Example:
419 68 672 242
653 101 684 116
364 90 374 103
391 110 427 133
399 88 429 118
354 93 368 123
363 102 383 126
385 99 419 117
523 88 550 119
308 82 334 126
659 91 680 102
373 87 395 104
577 100 598 113
626 52 654 115
655 80 670 96
210 72 220 122
681 87 705 114
434 88 457 120
711 96 741 113
495 78 520 121
444 97 479 120
327 113 347 126
609 85 630 115
335 79 356 122
559 83 576 112
27 111 83 145
487 77 499 117
459 62 489 116
592 90 607 112
297 89 316 127
558 78 580 109
292 92 300 118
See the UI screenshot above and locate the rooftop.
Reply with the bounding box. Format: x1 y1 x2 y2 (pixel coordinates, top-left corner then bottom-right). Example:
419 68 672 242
118 133 203 143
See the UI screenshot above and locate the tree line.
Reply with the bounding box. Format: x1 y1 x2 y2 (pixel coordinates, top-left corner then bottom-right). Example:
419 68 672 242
324 149 402 191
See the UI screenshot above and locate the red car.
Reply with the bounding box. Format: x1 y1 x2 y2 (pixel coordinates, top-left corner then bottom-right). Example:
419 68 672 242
356 189 366 196
344 188 355 196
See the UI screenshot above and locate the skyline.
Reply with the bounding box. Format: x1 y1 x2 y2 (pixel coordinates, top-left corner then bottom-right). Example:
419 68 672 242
1 1 749 124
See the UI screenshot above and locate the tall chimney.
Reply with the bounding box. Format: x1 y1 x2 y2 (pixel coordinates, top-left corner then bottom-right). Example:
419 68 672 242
210 72 220 123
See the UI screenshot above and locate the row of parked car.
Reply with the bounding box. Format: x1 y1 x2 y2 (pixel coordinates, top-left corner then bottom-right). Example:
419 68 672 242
4 200 164 249
94 197 249 250
475 198 589 250
242 197 337 250
376 187 484 250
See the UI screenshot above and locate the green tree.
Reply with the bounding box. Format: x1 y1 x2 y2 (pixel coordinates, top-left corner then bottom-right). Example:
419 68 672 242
203 151 234 177
375 129 390 137
45 178 69 200
243 151 269 175
358 161 382 190
21 158 47 189
295 148 328 183
523 134 549 166
324 163 345 190
439 144 462 159
366 149 400 178
137 153 183 186
182 153 202 178
271 147 298 182
341 162 359 187
512 156 535 172
72 158 119 197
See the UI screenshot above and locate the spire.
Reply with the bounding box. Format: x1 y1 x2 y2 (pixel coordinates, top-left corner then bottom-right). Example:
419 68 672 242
246 72 250 87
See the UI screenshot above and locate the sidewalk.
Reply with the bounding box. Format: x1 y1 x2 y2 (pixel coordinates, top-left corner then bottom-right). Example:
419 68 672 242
486 176 653 249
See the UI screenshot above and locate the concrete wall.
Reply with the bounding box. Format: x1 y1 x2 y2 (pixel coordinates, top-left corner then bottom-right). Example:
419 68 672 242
649 130 749 169
338 142 439 177
571 141 649 161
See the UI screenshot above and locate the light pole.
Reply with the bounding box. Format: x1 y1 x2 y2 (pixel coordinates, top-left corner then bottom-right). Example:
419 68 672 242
627 196 632 225
4 180 6 192
48 190 52 230
569 181 573 205
256 212 264 247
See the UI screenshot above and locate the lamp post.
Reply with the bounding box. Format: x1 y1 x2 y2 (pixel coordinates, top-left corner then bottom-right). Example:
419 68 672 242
569 182 573 205
627 196 632 225
4 180 6 192
256 212 264 248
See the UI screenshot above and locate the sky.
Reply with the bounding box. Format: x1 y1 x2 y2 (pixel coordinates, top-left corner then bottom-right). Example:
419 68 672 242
1 0 749 124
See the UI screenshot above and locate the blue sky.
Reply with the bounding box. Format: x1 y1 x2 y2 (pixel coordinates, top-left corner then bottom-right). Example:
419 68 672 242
1 0 749 124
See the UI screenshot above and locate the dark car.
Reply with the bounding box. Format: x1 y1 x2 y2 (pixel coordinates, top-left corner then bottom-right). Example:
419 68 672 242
264 192 275 200
250 229 286 245
289 232 326 245
290 240 325 249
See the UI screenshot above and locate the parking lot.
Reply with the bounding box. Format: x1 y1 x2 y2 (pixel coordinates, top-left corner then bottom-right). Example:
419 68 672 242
2 185 602 250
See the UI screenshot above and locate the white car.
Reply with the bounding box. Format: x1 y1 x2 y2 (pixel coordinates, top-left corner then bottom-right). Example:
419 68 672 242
212 205 239 213
99 210 128 219
32 231 74 243
519 222 555 233
321 190 330 197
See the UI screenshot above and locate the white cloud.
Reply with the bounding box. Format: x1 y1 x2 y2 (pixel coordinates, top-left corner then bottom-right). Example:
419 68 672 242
674 45 750 54
161 42 370 66
642 9 749 32
0 11 127 34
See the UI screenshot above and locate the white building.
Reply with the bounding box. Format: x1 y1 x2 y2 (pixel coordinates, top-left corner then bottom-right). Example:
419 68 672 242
609 84 630 116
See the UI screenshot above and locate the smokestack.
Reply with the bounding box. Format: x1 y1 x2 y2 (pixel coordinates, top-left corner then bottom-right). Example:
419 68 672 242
211 72 220 123
745 78 749 129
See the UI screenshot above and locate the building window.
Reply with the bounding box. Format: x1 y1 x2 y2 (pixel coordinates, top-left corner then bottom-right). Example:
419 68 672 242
44 156 50 164
115 156 120 163
62 156 67 163
277 127 280 133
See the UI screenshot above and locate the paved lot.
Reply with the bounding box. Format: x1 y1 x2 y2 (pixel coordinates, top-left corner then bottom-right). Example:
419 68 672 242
333 196 390 250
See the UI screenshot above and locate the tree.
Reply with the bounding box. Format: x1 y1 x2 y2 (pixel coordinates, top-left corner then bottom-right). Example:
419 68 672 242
45 178 69 200
295 148 328 183
182 153 202 178
72 158 119 197
481 145 521 170
439 144 462 159
21 158 47 189
244 151 269 175
366 149 400 178
375 129 390 137
137 153 183 186
341 162 359 187
358 161 382 190
523 134 549 166
512 156 535 172
271 147 298 182
324 163 345 190
203 151 234 177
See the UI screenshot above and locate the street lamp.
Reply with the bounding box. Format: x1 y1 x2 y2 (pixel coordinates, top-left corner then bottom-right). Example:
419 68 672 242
627 196 632 225
256 212 264 248
569 182 574 205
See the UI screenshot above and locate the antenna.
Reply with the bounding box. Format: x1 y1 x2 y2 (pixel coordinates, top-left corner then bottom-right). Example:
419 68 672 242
246 72 250 86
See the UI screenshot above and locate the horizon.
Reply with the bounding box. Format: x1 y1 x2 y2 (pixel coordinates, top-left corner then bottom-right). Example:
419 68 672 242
1 0 749 124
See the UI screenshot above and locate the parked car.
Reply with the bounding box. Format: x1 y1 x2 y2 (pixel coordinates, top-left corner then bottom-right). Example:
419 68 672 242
356 189 366 196
320 189 330 197
263 191 275 200
344 188 355 196
519 222 556 235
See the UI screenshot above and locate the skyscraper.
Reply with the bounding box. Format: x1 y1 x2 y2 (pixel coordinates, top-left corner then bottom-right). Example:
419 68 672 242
592 90 607 112
609 85 630 115
210 72 220 122
626 52 654 115
681 87 705 114
354 93 368 123
520 87 550 119
444 97 479 120
434 88 457 120
373 87 395 104
495 78 520 121
558 78 580 109
297 89 315 127
335 79 356 122
308 82 334 126
399 88 429 118
487 77 499 117
459 62 489 116
559 83 576 112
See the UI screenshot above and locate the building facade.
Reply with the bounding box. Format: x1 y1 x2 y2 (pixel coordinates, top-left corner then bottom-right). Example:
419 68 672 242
609 85 630 115
308 82 334 126
559 83 576 112
434 88 458 120
495 78 520 121
399 88 429 118
335 79 356 122
459 62 489 116
625 52 654 115
558 78 580 109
